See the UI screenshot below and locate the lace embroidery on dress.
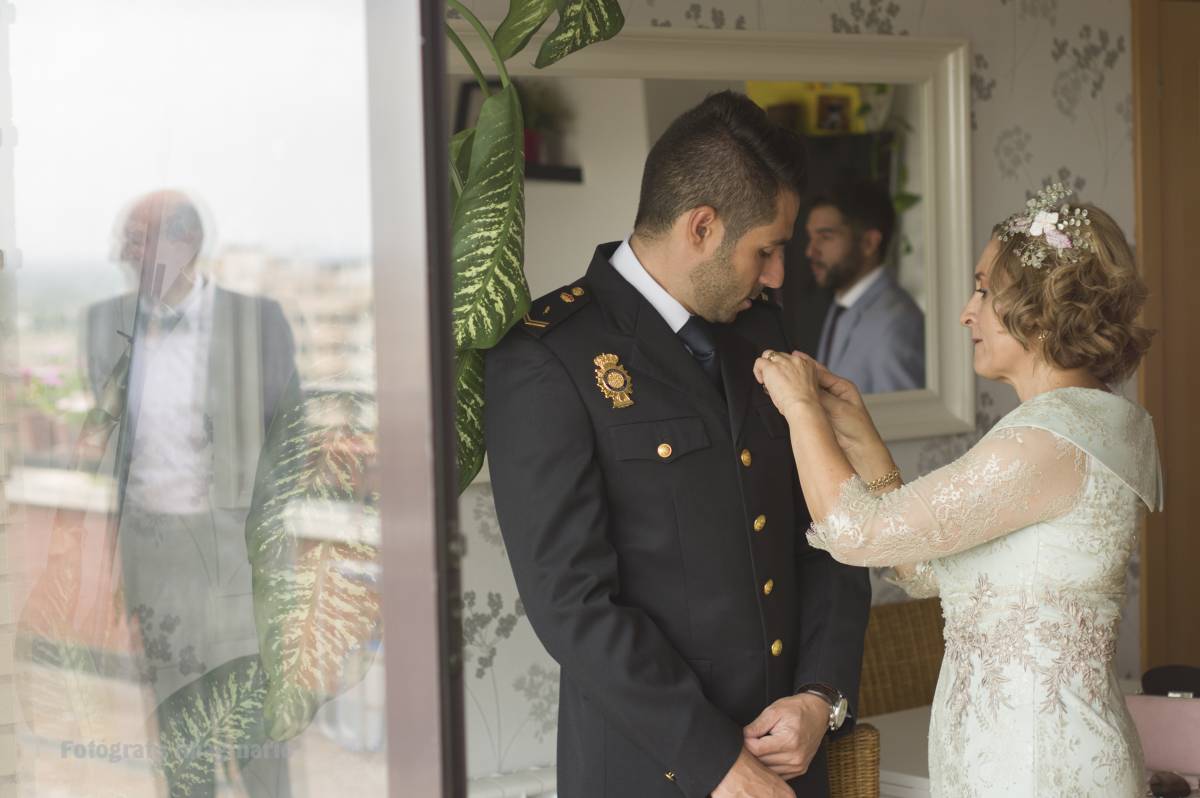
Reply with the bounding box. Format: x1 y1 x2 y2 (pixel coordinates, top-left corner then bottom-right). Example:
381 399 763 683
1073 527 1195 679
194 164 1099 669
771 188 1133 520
940 576 1121 725
1035 591 1120 715
807 425 1087 568
994 388 1162 510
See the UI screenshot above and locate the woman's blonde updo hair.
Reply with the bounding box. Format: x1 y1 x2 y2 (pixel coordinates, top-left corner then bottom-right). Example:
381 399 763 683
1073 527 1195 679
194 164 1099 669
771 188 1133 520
989 203 1153 385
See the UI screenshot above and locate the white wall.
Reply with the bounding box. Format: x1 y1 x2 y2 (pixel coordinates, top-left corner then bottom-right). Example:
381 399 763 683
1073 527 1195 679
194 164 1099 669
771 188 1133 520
523 77 648 296
642 78 745 142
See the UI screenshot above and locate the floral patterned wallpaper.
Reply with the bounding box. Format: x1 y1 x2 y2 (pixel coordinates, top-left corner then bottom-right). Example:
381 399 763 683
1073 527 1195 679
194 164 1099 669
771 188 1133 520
457 0 1139 780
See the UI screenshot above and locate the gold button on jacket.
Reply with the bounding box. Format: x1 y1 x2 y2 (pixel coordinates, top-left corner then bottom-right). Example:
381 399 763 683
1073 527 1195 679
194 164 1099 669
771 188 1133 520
753 514 767 532
657 443 672 459
771 639 783 657
740 449 752 467
762 578 774 596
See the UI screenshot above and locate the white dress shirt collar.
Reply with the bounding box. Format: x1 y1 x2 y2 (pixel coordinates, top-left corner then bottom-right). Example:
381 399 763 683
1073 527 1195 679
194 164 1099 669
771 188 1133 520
145 273 209 324
836 266 886 310
609 236 692 333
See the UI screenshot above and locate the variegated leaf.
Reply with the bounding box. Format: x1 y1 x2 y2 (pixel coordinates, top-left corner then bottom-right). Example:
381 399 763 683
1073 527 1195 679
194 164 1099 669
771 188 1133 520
15 379 136 743
450 127 475 211
456 348 486 493
534 0 625 69
246 383 383 741
451 83 530 351
256 537 380 741
155 654 268 797
14 522 114 743
493 0 559 61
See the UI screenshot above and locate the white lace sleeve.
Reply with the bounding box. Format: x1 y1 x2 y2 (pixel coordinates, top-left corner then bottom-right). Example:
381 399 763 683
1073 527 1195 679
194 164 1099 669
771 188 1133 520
885 562 939 598
807 426 1087 567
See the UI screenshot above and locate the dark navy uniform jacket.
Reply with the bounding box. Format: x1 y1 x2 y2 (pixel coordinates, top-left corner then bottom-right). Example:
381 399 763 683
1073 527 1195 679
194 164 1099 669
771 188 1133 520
485 243 871 797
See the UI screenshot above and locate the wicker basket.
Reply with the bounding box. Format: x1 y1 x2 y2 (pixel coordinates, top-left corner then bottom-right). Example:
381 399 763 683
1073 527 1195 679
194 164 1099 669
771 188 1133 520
858 597 945 718
827 722 881 798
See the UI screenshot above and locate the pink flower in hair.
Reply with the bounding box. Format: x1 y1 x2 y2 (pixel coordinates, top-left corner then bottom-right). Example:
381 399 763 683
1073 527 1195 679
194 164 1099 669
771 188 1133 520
1044 227 1073 250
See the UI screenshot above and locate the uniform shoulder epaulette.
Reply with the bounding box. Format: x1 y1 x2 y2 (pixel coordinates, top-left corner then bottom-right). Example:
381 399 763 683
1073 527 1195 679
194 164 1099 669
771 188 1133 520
518 279 591 338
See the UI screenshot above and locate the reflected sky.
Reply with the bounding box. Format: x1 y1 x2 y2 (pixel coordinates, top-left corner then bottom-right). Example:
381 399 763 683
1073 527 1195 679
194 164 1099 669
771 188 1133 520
11 0 372 260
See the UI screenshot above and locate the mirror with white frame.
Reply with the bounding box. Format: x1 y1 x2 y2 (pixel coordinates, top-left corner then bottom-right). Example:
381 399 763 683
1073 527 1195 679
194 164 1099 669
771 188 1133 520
448 28 974 443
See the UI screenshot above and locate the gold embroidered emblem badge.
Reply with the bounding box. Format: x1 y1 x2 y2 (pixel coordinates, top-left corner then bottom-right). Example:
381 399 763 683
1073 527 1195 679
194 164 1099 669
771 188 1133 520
593 353 633 408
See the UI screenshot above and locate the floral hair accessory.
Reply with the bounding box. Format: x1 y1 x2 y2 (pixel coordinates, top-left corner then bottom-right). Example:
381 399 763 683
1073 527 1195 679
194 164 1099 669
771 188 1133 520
998 182 1094 269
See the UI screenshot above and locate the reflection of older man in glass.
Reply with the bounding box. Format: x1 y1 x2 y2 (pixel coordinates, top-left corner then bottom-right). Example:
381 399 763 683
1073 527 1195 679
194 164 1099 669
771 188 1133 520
83 189 298 796
805 181 924 394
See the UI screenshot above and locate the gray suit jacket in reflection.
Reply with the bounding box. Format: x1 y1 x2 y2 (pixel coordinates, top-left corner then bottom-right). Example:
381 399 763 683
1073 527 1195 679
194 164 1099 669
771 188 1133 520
83 287 298 510
816 269 925 394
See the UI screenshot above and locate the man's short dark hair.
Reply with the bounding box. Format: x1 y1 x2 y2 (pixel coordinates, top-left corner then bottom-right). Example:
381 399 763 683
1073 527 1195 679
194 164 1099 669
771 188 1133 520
809 180 896 257
634 91 805 245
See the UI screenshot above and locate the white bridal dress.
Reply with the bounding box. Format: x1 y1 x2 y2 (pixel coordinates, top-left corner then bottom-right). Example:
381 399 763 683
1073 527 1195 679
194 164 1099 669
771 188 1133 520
808 387 1162 797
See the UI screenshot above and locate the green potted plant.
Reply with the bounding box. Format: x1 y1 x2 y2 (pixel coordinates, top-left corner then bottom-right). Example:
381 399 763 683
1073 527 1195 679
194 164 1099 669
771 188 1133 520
515 79 573 165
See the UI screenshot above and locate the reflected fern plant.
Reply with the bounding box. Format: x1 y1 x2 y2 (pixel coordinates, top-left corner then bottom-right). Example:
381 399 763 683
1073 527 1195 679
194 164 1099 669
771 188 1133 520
448 0 625 492
152 381 384 795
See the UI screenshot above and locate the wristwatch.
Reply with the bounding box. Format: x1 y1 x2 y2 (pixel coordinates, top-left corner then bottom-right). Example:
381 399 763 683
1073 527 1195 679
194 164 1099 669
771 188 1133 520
797 683 849 733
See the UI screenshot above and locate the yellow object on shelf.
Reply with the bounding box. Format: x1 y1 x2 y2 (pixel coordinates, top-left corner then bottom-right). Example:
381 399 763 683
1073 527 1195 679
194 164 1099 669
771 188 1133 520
745 81 866 136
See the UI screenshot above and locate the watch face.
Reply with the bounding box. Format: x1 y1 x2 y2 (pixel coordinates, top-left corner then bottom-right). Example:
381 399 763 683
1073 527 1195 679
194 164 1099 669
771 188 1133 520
832 698 849 729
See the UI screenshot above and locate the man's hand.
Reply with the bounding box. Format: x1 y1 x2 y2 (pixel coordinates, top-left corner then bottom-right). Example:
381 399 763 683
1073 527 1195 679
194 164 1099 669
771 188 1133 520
711 746 795 798
742 693 829 780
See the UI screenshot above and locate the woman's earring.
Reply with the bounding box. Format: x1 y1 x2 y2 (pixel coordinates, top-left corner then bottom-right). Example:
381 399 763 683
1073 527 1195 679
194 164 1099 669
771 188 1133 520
1038 331 1049 342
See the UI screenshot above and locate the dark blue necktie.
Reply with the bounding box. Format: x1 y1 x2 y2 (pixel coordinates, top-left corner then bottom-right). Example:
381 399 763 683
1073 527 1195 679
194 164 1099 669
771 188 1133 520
677 316 721 388
818 304 846 365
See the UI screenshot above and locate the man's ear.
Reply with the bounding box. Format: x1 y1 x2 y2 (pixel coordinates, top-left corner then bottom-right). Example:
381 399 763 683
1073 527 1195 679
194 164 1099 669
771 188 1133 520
859 228 884 260
684 206 721 253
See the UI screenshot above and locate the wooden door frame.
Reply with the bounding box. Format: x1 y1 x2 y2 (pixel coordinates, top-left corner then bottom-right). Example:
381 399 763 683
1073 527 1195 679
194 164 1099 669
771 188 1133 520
1132 0 1199 670
1132 0 1166 672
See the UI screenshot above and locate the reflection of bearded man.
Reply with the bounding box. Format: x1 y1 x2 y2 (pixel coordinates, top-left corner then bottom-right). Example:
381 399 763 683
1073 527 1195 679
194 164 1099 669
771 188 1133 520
808 236 869 295
804 182 925 394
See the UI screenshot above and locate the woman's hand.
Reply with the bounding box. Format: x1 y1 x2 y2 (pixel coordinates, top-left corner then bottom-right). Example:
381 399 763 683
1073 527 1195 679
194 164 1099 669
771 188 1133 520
754 352 893 479
753 350 823 417
809 361 874 453
808 359 896 483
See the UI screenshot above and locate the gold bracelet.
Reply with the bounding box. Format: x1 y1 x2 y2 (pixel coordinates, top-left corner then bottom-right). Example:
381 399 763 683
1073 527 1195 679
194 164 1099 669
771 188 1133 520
864 468 901 492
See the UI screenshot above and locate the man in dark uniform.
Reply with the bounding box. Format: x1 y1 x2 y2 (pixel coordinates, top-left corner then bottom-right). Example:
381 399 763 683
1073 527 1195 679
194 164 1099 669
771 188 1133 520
485 92 871 798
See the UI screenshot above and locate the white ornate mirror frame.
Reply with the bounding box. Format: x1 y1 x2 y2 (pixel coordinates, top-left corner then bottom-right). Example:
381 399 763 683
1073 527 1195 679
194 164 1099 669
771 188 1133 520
448 27 975 443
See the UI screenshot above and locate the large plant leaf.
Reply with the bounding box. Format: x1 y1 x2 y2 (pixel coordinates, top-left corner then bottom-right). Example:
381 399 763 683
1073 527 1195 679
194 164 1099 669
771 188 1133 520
450 127 476 213
451 83 530 351
494 0 559 61
534 0 625 69
246 383 383 741
14 523 105 742
255 537 381 741
456 348 486 492
155 654 269 797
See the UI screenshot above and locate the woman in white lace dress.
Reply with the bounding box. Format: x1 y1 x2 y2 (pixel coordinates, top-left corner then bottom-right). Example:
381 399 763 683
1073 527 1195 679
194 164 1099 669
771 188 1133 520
753 186 1162 797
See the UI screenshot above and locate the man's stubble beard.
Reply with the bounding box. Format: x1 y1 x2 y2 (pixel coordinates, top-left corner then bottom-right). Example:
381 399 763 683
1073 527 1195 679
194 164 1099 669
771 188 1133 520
689 238 748 324
814 244 866 295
